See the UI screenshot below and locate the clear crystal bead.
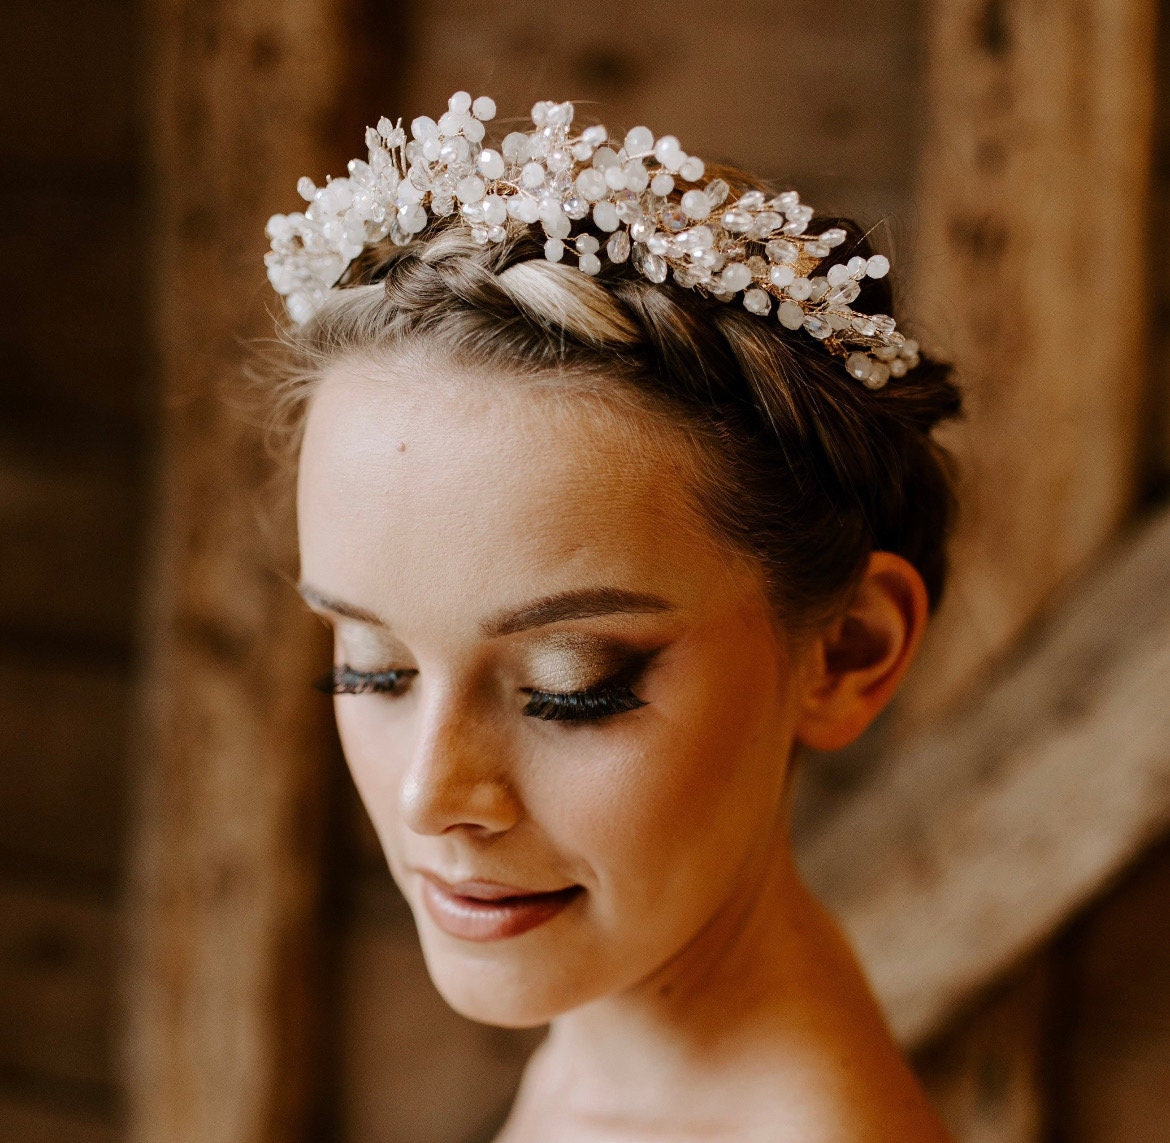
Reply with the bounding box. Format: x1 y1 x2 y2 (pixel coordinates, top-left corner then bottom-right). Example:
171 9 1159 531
766 239 799 264
607 230 631 263
662 204 688 232
705 179 730 205
644 253 668 283
630 217 656 243
721 209 753 233
562 195 589 220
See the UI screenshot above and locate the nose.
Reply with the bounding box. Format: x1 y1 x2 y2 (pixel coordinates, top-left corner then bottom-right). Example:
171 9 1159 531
397 686 522 836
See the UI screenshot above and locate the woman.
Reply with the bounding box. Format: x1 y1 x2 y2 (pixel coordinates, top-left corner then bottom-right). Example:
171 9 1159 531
267 93 962 1141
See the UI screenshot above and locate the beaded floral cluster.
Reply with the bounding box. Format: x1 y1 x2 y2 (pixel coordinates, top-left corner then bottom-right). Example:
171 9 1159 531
265 92 922 388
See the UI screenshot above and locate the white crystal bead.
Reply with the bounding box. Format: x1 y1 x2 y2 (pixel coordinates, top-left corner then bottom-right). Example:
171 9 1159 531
778 300 805 329
545 237 565 262
297 176 316 201
900 338 920 357
827 263 851 286
592 146 621 170
651 173 675 196
463 118 486 143
422 137 442 161
827 312 853 330
410 116 439 140
521 162 546 188
476 149 505 180
678 156 705 182
739 191 766 211
571 140 595 161
889 357 908 378
472 95 496 120
647 232 669 254
847 255 868 276
804 314 833 340
743 288 771 315
721 262 752 292
604 166 628 190
804 240 830 258
787 277 813 300
456 175 485 203
531 100 553 126
576 168 607 200
846 353 872 380
866 254 890 278
449 91 473 114
654 135 681 162
438 110 468 136
769 265 795 288
579 252 602 275
398 204 427 233
607 230 631 263
721 209 753 232
576 233 600 255
865 361 890 389
502 131 529 161
582 124 609 146
820 227 847 247
510 196 540 223
622 162 650 192
593 201 619 231
482 194 507 225
644 253 668 282
624 126 654 155
543 212 571 239
681 190 711 220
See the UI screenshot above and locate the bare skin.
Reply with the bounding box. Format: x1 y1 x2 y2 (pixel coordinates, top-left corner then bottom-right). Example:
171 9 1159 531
296 346 953 1143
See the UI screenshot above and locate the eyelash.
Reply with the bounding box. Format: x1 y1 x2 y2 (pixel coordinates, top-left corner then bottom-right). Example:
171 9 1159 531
314 662 650 723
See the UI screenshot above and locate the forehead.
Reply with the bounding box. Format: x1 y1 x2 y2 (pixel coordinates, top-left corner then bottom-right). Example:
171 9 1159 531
296 351 755 633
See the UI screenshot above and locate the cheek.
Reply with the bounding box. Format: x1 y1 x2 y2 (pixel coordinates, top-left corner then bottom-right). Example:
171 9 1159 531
528 637 789 932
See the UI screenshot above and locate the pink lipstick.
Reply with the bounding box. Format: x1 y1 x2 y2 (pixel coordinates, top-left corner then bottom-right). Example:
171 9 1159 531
418 871 583 941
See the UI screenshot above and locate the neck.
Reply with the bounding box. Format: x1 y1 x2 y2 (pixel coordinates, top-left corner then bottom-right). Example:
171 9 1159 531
506 833 948 1141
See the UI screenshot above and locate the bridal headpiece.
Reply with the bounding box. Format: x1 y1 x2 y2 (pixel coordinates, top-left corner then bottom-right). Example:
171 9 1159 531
265 92 921 389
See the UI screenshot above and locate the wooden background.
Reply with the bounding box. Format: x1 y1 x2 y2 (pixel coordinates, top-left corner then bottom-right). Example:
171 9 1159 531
2 0 1169 1140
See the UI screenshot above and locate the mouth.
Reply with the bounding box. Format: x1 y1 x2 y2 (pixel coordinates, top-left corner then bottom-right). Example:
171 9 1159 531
417 873 584 941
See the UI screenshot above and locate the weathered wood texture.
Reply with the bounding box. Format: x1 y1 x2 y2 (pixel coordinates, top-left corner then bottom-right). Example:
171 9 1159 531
802 502 1170 1047
124 2 355 1140
894 0 1158 732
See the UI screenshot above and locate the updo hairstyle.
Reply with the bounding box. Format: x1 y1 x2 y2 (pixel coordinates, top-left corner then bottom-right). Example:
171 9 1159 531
271 163 964 643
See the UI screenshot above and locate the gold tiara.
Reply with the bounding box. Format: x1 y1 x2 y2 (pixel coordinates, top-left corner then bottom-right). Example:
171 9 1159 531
265 92 922 388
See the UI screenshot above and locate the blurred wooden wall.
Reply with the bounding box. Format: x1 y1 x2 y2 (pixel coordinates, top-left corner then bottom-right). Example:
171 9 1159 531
1 1 1168 1142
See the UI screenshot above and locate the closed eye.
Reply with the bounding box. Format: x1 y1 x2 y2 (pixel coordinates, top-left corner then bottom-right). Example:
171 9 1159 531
315 665 418 695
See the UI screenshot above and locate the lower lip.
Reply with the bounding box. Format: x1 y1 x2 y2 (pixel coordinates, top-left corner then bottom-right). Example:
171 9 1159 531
420 877 583 941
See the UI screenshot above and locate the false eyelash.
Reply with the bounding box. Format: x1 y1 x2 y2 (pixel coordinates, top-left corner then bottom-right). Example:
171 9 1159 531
314 665 417 695
521 681 648 723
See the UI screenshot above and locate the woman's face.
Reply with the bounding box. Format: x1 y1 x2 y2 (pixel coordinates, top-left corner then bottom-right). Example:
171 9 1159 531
297 348 810 1027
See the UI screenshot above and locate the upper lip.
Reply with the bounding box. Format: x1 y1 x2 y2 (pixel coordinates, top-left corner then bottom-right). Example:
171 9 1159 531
416 868 578 900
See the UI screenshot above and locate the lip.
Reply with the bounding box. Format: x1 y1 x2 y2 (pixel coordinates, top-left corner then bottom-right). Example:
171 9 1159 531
417 870 583 941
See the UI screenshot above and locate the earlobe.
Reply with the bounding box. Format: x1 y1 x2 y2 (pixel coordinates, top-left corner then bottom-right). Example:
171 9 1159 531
793 551 930 752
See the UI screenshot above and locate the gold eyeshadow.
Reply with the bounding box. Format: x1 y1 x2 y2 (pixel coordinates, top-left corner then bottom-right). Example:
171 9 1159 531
522 631 641 694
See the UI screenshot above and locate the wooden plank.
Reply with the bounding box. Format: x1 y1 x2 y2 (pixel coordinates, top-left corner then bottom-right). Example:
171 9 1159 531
1055 838 1170 1140
337 912 543 1143
0 654 129 881
0 1095 116 1143
0 451 140 648
894 0 1158 731
0 1 138 170
394 0 921 222
0 183 148 430
123 1 358 1141
0 883 116 1094
915 960 1052 1143
800 501 1170 1046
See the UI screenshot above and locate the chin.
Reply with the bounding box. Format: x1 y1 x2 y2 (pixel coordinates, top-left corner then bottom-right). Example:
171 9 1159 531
417 938 588 1028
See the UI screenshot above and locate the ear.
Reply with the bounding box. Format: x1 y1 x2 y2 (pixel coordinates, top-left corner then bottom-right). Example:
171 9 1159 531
793 551 930 753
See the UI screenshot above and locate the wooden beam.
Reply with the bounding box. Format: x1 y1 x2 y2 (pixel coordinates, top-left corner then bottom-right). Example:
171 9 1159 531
124 2 353 1141
800 501 1170 1047
895 0 1158 732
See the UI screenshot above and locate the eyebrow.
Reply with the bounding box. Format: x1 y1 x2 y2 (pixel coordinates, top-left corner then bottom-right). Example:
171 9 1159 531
297 583 673 637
